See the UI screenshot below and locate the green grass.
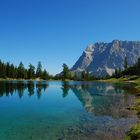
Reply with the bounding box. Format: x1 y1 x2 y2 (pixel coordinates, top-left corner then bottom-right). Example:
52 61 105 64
124 124 140 140
101 76 140 140
124 78 140 140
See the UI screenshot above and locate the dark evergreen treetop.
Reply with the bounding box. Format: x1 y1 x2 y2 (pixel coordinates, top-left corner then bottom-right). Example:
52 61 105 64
36 61 43 78
0 59 50 80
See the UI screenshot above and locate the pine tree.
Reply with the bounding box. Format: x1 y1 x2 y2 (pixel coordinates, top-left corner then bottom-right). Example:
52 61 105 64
62 63 70 80
1 62 6 78
10 64 15 78
81 70 90 81
14 66 18 78
0 59 49 80
28 64 35 79
81 71 86 81
0 60 3 78
36 61 43 78
6 62 10 78
17 62 25 79
73 72 79 81
42 69 49 80
124 57 128 70
136 57 140 67
135 57 140 75
86 70 90 81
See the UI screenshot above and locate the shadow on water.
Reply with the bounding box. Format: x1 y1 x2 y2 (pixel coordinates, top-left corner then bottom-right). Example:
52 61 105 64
0 81 49 99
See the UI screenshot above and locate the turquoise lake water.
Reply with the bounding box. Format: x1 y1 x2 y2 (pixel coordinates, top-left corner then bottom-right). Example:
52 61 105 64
0 81 138 140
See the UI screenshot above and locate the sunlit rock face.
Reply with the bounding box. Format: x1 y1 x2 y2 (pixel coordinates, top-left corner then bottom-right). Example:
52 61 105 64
71 40 140 76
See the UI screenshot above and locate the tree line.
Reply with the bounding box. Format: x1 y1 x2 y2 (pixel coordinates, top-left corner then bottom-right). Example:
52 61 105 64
0 57 139 80
0 60 50 80
59 57 140 81
54 63 98 81
112 57 140 78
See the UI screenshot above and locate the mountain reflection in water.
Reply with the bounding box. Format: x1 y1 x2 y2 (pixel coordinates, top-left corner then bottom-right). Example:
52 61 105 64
0 81 138 140
71 83 136 118
0 81 136 117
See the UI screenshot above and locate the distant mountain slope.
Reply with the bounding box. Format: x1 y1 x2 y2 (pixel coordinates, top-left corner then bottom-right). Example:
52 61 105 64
71 40 140 76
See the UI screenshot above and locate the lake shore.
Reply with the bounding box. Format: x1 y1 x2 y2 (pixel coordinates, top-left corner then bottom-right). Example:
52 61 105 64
0 77 140 139
0 78 51 82
99 77 140 140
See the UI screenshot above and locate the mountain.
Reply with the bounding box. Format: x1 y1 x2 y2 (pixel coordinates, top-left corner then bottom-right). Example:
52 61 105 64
71 40 140 76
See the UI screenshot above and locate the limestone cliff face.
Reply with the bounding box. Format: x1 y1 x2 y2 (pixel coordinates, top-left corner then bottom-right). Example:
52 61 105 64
71 40 140 76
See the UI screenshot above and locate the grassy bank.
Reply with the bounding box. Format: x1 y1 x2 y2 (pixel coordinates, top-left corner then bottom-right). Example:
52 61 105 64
101 76 140 140
101 76 140 90
124 96 140 140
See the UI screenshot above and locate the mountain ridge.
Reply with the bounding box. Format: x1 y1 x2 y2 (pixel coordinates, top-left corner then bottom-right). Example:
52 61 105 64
71 40 140 76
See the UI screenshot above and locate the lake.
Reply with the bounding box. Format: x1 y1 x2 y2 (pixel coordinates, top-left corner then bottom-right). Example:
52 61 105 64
0 81 138 140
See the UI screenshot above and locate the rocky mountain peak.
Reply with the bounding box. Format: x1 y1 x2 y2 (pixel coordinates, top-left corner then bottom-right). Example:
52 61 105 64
71 40 140 76
85 44 95 52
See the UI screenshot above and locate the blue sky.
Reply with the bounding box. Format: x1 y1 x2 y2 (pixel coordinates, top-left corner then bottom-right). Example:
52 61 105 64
0 0 140 74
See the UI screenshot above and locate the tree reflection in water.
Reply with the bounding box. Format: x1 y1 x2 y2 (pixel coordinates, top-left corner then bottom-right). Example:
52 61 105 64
61 81 70 98
0 81 136 117
0 81 48 99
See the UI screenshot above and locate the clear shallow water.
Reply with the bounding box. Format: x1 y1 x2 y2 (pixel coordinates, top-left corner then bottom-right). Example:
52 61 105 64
0 81 138 140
